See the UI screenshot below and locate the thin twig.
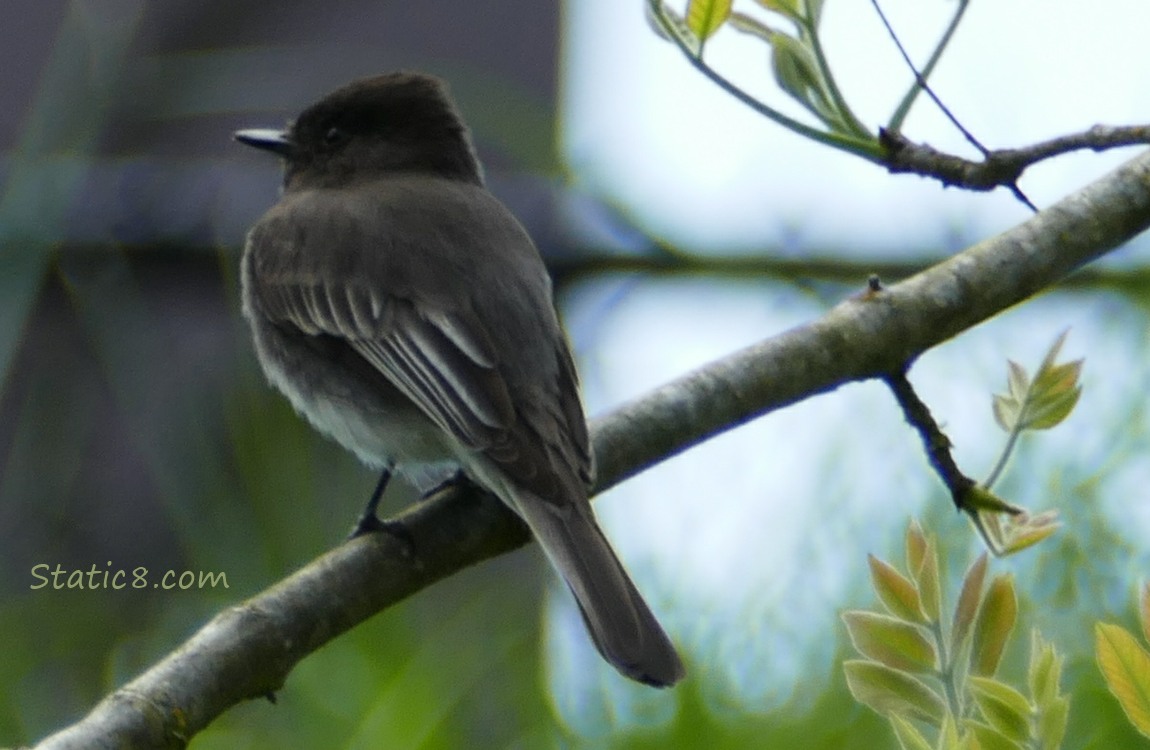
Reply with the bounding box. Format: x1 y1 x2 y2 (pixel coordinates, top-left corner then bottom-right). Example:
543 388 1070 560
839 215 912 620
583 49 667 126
868 0 1038 211
883 367 1027 556
888 0 970 132
883 368 974 512
869 0 986 157
880 126 1150 194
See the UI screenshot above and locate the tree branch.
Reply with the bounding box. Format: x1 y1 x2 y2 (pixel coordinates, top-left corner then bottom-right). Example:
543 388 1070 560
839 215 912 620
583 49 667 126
882 368 975 511
881 125 1150 192
34 148 1150 749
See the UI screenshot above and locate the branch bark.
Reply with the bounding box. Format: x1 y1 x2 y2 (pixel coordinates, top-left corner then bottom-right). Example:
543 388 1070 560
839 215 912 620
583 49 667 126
34 148 1150 749
881 125 1150 191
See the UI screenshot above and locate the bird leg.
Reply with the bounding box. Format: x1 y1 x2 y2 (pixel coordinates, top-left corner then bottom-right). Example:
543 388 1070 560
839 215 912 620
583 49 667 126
349 467 397 534
347 468 417 556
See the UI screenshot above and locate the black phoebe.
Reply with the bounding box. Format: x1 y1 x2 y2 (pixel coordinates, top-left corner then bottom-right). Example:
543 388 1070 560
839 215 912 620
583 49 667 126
235 72 684 687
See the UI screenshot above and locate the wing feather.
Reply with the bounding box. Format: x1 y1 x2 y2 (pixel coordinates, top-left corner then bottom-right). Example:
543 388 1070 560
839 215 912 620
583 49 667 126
253 274 514 449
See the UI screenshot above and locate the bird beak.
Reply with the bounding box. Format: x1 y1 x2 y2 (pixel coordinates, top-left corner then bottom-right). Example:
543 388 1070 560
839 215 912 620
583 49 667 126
234 128 293 157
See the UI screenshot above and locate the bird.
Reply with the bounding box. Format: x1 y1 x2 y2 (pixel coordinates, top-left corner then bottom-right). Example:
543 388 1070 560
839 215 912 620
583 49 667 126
234 71 684 687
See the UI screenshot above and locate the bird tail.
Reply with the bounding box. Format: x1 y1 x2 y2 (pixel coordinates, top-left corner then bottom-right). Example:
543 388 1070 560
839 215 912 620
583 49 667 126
511 491 685 687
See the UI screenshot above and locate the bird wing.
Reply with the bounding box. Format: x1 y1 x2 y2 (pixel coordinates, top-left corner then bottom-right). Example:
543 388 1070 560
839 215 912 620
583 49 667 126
252 266 516 450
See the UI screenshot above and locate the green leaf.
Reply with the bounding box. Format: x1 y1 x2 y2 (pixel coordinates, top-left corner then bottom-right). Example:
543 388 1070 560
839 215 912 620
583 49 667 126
1033 358 1081 396
645 0 677 41
964 720 1024 750
906 520 928 576
686 0 732 41
1036 329 1070 374
916 538 942 624
1096 622 1150 738
1007 360 1029 401
956 731 981 750
973 508 1061 558
890 714 934 750
728 11 778 42
1024 380 1081 430
1028 630 1061 709
843 660 947 722
991 331 1083 433
843 611 937 673
869 554 926 624
1037 696 1069 750
1029 630 1069 749
952 554 988 655
769 33 839 126
968 676 1032 743
937 712 960 750
754 0 803 21
971 575 1017 677
998 511 1062 555
991 394 1018 433
646 0 701 53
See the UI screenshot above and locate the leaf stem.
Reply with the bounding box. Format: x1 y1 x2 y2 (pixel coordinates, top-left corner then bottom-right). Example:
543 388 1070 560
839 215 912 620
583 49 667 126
933 618 964 719
800 14 871 139
983 424 1023 491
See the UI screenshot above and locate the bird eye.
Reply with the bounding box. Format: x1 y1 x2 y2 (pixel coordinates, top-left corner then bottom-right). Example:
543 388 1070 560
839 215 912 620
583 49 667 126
322 126 349 148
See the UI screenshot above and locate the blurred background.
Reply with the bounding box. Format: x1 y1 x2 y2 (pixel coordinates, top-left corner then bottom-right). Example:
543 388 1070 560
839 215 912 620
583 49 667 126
2 0 1149 747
